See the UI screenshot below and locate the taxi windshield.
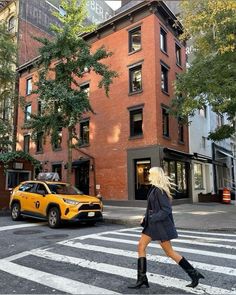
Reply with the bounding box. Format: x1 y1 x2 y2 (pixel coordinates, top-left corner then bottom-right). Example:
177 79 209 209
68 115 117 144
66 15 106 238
47 184 83 195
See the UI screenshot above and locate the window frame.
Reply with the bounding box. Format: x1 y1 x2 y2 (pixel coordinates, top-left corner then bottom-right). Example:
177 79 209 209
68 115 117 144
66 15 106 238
80 82 90 98
128 26 142 53
80 120 90 146
129 64 142 94
161 64 169 94
36 132 43 153
175 43 182 66
8 15 15 32
160 27 167 53
130 108 143 138
26 77 33 96
23 134 30 153
162 107 169 138
24 104 32 122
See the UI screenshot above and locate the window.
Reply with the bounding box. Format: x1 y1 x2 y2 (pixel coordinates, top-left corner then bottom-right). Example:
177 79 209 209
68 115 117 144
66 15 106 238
52 164 62 180
26 78 32 95
161 64 169 93
135 159 151 200
129 26 141 53
36 183 48 195
130 109 143 137
80 83 90 98
178 117 184 142
217 113 224 127
8 16 15 32
162 108 169 137
129 65 142 93
160 28 167 52
194 163 204 189
38 101 42 115
23 135 30 153
36 132 43 153
53 128 62 150
7 171 31 189
24 104 31 122
199 105 207 118
202 136 206 149
175 44 181 66
80 120 89 146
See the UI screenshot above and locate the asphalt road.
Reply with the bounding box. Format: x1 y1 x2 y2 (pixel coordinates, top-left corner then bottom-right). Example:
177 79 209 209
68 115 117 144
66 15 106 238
0 216 236 294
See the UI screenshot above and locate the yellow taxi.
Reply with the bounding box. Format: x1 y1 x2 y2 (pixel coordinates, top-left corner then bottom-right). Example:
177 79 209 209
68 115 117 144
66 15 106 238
9 178 103 228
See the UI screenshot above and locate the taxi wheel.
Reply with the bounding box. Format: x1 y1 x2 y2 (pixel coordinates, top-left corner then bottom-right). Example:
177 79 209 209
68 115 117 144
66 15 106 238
11 203 22 221
48 207 61 228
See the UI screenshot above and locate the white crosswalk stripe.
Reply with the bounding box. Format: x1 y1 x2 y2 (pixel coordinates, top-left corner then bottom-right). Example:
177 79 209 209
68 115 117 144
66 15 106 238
0 226 236 294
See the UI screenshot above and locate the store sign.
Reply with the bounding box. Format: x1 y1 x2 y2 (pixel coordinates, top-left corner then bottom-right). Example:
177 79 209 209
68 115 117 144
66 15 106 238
13 162 24 170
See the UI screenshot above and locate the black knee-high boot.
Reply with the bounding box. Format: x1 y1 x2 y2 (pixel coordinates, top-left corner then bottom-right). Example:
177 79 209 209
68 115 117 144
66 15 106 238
179 257 205 288
128 257 149 289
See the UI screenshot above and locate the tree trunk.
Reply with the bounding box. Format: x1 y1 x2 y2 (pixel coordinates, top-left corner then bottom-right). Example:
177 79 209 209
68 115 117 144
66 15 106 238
67 126 73 183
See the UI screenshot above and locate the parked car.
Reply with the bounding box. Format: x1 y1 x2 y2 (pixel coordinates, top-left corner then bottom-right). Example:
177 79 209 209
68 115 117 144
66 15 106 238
9 180 103 228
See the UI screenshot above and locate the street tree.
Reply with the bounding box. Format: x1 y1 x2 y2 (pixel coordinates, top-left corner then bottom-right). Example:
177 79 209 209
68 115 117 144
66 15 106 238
24 0 117 182
171 0 236 140
0 22 16 151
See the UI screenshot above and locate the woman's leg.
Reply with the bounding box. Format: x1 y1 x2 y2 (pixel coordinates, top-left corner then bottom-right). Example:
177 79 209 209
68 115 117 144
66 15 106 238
159 240 182 263
128 233 152 289
138 233 152 257
160 240 204 288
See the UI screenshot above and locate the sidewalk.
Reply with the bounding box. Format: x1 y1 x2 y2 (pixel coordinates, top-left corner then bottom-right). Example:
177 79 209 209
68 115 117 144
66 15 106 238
103 202 236 231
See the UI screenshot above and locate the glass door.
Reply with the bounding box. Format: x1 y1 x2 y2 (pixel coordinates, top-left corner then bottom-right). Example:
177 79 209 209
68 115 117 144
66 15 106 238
135 159 151 200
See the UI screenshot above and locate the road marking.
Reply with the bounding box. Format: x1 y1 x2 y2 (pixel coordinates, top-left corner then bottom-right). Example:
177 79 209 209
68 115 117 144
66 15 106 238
29 248 234 295
58 240 236 277
130 228 236 242
81 235 236 260
0 222 46 232
0 259 120 294
108 232 236 249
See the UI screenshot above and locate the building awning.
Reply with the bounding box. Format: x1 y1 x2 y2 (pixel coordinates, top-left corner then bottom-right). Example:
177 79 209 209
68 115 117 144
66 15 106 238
72 158 89 168
163 148 193 160
193 153 212 164
216 150 234 159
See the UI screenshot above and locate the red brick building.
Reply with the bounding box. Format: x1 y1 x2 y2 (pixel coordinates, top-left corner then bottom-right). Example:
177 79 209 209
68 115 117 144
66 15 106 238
17 0 191 202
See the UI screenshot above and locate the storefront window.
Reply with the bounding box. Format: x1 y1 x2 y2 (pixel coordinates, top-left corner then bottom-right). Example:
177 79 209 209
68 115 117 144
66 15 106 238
6 171 31 189
135 159 151 200
194 163 204 189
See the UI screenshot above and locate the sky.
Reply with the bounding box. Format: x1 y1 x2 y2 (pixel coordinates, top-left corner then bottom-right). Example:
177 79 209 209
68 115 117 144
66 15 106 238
105 1 121 10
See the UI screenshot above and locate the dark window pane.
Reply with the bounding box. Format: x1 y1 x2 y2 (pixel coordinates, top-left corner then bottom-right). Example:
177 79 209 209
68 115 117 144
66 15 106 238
24 104 31 122
36 132 43 152
161 65 168 93
178 117 184 142
80 120 89 145
24 135 30 153
130 109 143 137
162 108 169 137
80 83 90 98
175 44 181 66
129 27 141 52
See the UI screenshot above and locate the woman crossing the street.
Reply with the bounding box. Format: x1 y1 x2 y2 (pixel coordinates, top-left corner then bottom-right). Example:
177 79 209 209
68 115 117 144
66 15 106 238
128 166 205 289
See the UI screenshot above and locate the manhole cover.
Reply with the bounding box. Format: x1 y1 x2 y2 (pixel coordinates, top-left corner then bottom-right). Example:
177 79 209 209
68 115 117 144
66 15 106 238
13 229 43 235
43 234 69 240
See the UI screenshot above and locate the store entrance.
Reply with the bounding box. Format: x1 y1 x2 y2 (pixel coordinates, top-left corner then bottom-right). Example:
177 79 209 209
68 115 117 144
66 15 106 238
135 159 151 200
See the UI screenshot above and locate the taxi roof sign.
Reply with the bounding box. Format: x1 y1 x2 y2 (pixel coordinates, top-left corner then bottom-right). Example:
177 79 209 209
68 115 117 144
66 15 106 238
37 172 60 181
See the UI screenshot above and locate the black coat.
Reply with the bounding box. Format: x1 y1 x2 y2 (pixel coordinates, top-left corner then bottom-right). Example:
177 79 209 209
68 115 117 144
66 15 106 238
142 186 178 241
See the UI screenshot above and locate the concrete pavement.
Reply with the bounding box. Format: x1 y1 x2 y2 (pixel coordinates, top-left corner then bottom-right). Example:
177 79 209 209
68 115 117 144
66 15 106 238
1 201 235 231
103 201 236 232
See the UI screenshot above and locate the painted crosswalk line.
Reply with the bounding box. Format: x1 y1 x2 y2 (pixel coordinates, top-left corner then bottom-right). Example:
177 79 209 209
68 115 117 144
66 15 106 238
0 259 121 294
0 222 46 232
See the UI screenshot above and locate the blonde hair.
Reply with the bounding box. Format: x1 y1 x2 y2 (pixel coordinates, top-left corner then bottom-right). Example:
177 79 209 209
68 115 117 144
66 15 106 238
148 167 175 199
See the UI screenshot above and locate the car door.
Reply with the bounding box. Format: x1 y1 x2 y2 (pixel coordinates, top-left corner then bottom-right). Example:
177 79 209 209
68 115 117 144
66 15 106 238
17 182 37 213
31 183 49 217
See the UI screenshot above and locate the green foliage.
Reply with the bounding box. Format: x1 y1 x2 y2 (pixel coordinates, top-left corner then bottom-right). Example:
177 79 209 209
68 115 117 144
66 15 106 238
0 151 41 172
24 0 117 181
171 0 236 140
0 22 17 150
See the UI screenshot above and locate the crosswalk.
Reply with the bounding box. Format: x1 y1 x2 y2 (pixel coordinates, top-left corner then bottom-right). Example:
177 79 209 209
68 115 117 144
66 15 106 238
1 226 236 294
